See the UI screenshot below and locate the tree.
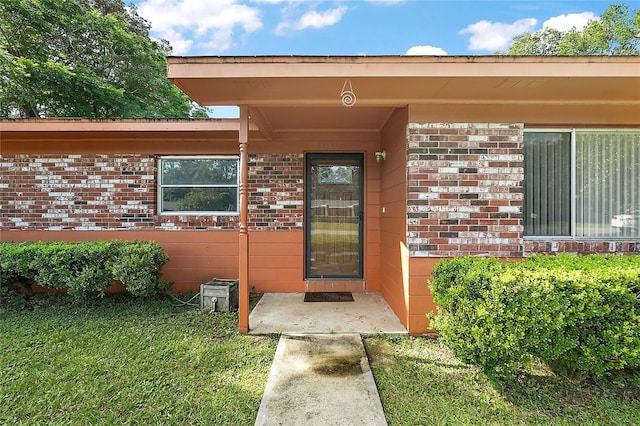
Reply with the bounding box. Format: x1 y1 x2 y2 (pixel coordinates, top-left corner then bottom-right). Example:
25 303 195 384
0 0 204 118
504 3 640 55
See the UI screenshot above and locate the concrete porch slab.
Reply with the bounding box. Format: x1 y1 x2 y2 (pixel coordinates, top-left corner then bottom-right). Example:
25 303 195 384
249 292 407 335
255 333 387 426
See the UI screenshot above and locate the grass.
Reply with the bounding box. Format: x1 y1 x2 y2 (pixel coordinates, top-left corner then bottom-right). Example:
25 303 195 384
364 335 640 426
2 295 639 425
0 294 278 425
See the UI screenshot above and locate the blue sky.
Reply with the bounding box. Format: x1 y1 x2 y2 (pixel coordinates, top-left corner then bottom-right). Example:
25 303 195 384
131 0 630 116
131 0 626 56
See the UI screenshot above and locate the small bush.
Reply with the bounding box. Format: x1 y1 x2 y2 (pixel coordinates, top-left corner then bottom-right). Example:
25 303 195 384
429 254 640 380
0 240 170 298
110 241 170 296
1 242 36 288
32 241 119 297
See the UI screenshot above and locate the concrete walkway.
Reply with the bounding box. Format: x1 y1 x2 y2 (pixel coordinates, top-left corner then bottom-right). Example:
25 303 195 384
255 333 387 426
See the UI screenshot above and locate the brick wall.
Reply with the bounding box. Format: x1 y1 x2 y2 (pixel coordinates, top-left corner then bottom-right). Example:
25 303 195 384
248 153 304 231
1 154 159 230
406 123 524 257
524 240 640 254
1 153 303 231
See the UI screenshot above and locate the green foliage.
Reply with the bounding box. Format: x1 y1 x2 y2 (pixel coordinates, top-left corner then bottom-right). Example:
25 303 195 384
32 241 118 297
0 0 200 118
0 240 170 298
0 242 34 290
0 243 28 307
110 241 170 296
503 3 639 55
175 188 232 212
429 254 640 380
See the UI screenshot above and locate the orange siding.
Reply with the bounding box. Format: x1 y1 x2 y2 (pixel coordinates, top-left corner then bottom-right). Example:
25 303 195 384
379 107 410 328
1 136 241 155
249 231 304 292
364 152 382 292
408 257 441 334
0 230 239 292
0 229 364 294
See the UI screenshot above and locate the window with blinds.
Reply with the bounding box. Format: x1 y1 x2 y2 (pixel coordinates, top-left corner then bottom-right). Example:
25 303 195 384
524 132 571 236
524 130 640 238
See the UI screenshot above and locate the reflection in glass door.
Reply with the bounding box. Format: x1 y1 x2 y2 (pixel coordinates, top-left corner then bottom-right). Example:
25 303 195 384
306 153 364 278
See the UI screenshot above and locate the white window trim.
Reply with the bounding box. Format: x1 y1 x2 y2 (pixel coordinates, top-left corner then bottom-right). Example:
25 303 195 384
158 155 240 216
570 128 577 238
523 128 640 240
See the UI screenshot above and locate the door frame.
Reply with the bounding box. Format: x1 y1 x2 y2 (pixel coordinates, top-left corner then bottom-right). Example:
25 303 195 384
305 153 365 279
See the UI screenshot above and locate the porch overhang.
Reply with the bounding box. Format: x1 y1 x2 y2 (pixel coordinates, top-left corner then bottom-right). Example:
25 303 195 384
0 118 263 145
167 55 640 128
0 118 268 157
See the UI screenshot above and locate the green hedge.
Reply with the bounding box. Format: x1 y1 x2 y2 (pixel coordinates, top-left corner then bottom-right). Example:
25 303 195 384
428 254 640 380
0 240 170 298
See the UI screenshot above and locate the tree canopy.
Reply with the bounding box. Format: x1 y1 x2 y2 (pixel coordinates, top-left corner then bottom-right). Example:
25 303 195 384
504 3 640 55
0 0 203 118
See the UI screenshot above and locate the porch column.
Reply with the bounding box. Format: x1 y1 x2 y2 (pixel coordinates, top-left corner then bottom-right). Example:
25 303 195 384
238 105 250 333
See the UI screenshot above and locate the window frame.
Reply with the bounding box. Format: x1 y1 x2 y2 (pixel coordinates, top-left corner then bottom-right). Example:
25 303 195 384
524 128 640 240
157 155 240 216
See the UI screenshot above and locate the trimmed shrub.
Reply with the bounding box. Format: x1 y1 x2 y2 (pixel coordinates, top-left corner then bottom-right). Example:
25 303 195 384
0 241 40 291
429 254 640 380
0 241 170 298
32 241 119 297
110 241 170 297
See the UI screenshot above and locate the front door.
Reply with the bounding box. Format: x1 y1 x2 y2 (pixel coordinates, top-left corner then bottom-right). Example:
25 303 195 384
305 153 364 278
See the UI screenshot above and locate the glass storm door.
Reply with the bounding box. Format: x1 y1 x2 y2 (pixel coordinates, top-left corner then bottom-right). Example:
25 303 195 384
306 153 364 278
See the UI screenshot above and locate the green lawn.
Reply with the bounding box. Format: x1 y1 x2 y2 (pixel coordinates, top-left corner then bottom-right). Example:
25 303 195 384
2 296 639 425
0 295 277 425
365 336 640 426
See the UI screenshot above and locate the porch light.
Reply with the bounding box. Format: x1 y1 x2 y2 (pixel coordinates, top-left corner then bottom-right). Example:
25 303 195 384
375 150 386 163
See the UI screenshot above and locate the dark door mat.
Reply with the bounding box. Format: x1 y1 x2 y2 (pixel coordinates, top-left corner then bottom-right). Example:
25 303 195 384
304 292 354 302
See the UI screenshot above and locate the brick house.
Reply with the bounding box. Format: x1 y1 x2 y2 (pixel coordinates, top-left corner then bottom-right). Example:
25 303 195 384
1 55 639 334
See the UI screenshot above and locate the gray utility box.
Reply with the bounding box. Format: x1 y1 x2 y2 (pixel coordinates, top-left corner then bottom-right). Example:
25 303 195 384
200 279 239 312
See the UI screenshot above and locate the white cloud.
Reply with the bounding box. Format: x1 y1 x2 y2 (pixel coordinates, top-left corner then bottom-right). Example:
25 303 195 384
250 0 299 3
543 12 598 32
276 5 348 35
137 0 263 55
405 45 448 56
366 0 405 4
459 18 537 52
161 28 193 55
